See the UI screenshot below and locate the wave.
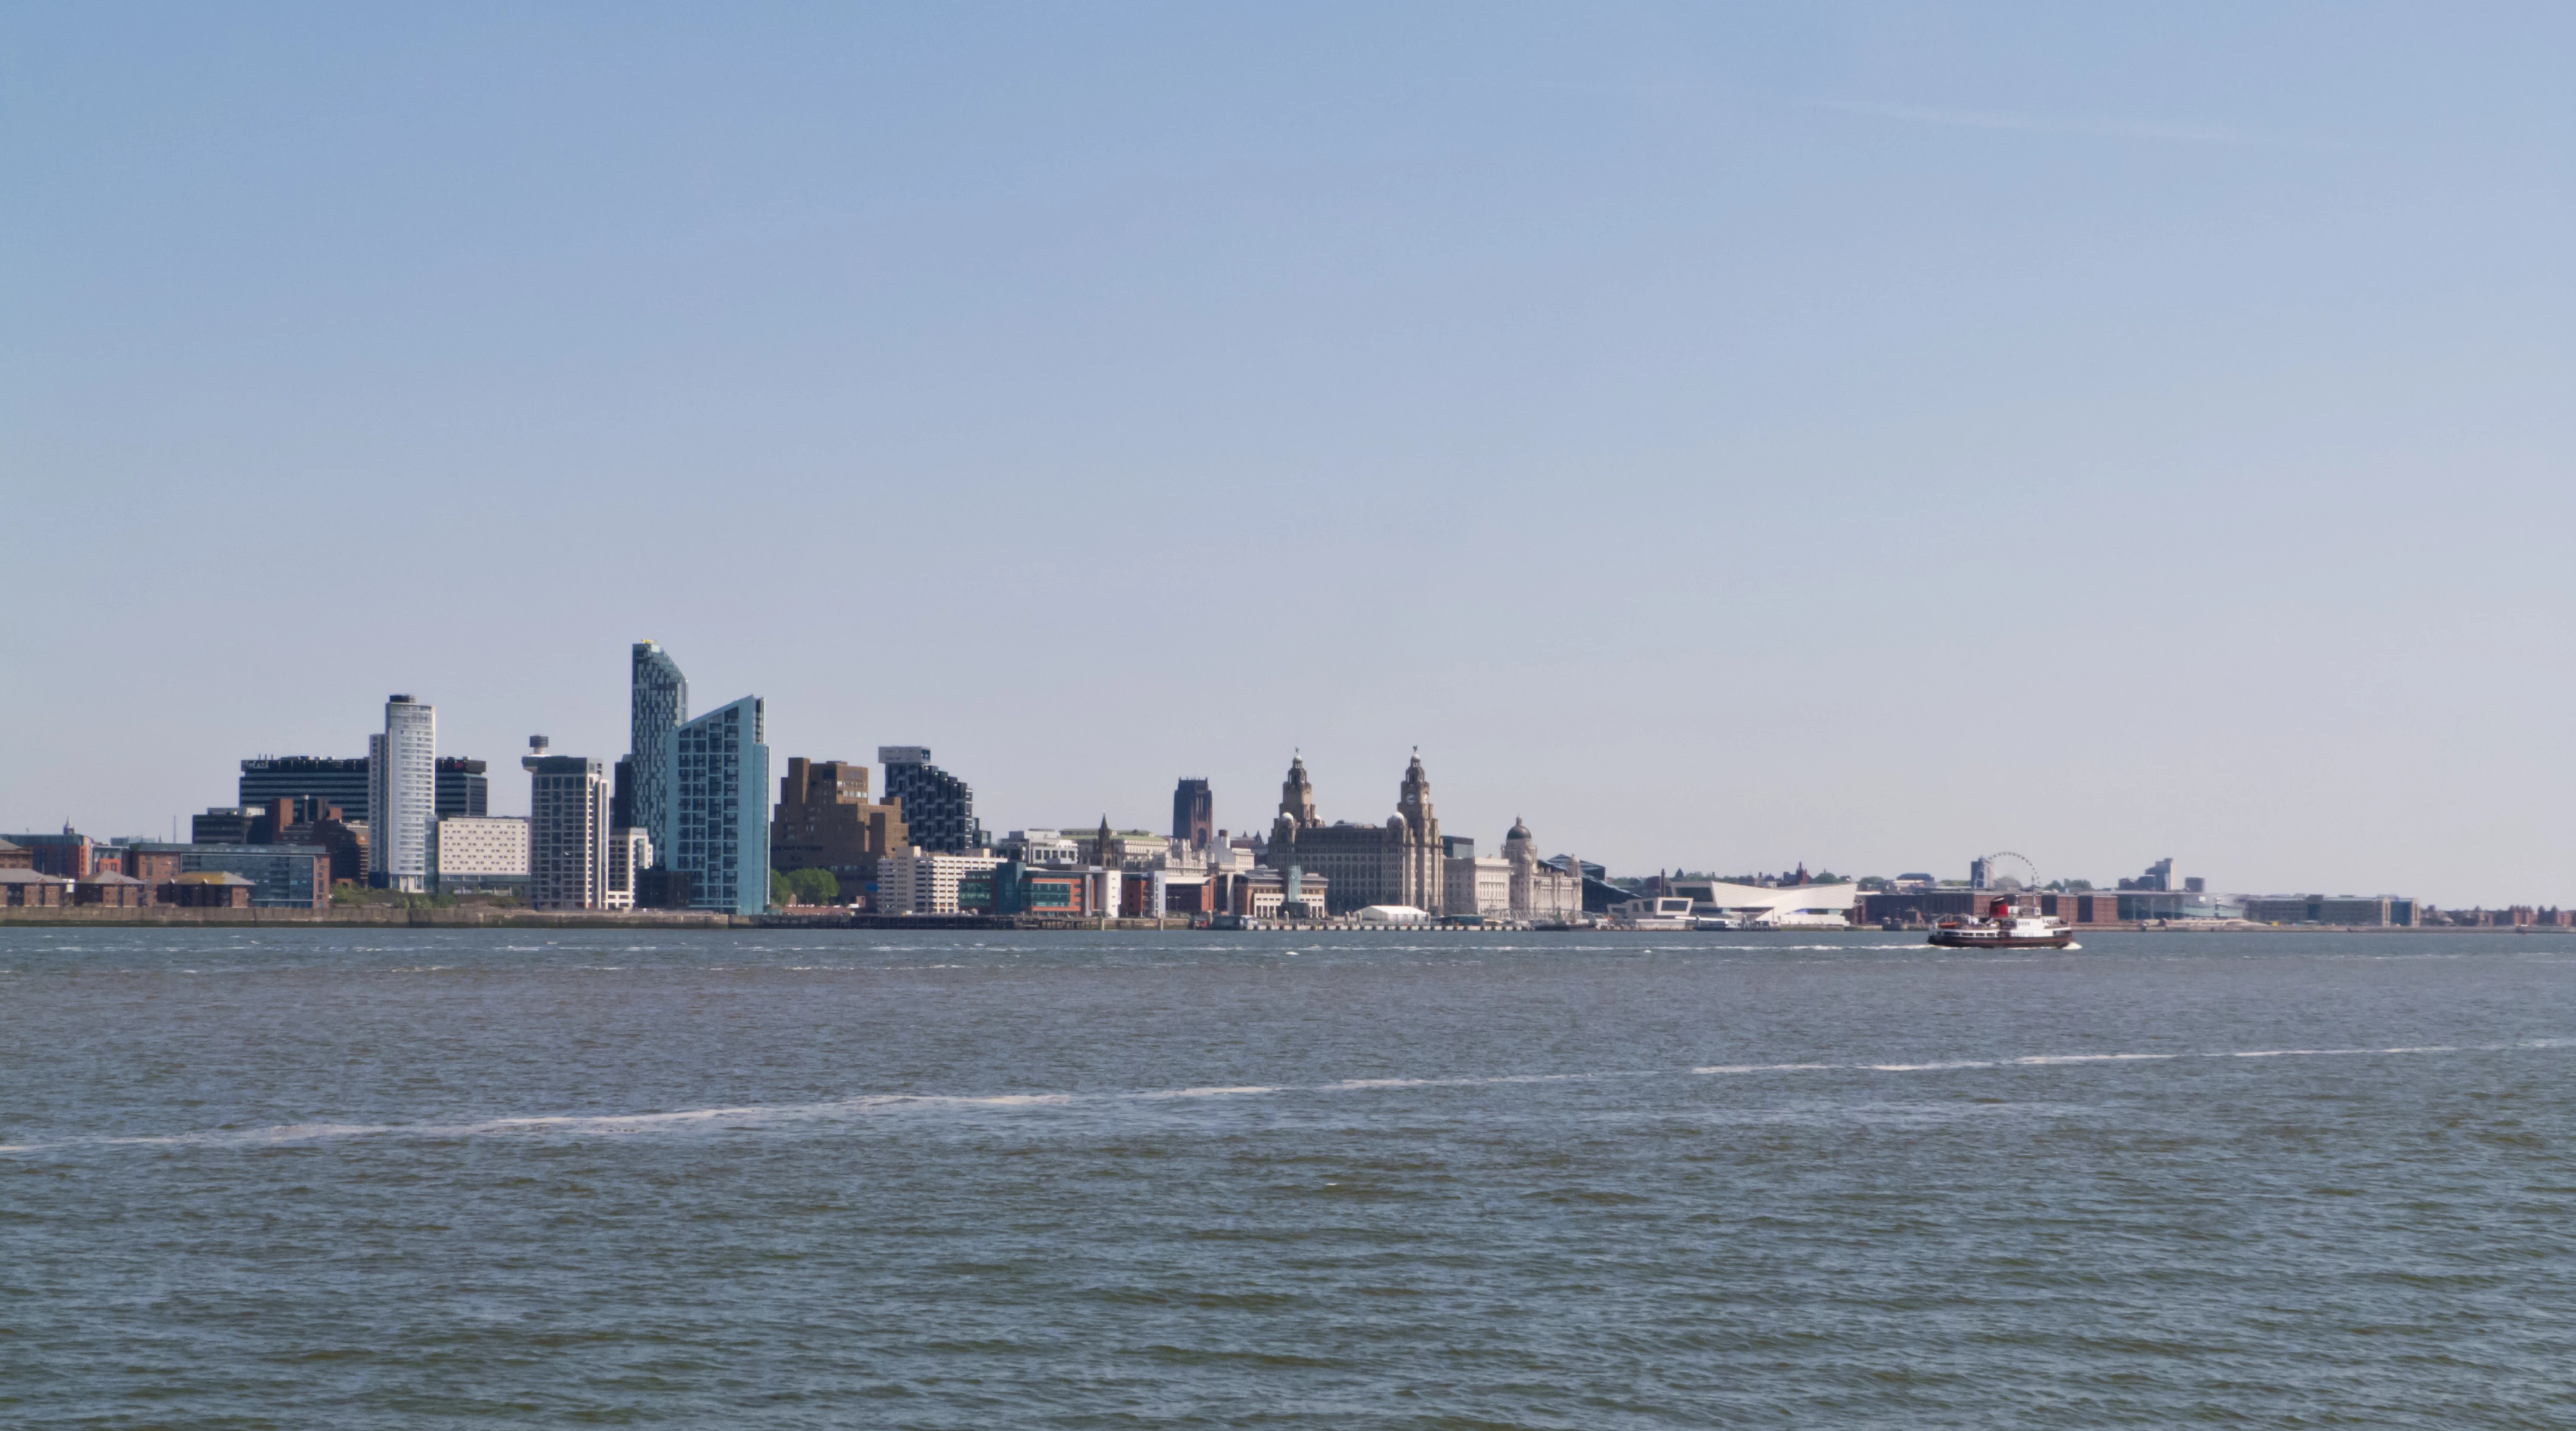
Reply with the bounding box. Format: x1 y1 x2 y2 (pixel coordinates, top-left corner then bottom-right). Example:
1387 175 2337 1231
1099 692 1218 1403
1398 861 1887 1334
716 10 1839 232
1693 1041 2548 1076
5 1039 2564 1158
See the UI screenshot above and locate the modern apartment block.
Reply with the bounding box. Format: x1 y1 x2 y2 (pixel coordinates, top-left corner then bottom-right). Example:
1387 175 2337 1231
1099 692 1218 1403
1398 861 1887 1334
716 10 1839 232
629 641 688 866
367 695 436 891
879 747 984 854
433 815 529 895
1171 778 1213 850
665 697 770 916
522 738 611 910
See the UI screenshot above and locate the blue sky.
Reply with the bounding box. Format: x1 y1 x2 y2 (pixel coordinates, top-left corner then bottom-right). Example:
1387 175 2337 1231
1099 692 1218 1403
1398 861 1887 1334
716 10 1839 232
4 3 2570 901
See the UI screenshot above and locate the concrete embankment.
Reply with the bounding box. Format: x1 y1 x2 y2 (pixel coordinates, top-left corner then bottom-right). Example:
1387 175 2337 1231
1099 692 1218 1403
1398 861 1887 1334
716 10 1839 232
0 906 748 929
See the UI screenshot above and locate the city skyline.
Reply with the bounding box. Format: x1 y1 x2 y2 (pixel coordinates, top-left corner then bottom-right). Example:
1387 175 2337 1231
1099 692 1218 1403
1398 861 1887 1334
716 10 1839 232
4 7 2569 904
0 644 2516 908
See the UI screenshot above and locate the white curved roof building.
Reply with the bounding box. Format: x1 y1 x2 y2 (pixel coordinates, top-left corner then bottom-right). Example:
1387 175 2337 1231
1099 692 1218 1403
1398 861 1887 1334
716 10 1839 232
1690 880 1860 926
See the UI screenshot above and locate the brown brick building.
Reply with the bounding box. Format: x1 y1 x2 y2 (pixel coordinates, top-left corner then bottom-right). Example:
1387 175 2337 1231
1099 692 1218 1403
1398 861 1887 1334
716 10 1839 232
0 869 71 906
770 758 909 904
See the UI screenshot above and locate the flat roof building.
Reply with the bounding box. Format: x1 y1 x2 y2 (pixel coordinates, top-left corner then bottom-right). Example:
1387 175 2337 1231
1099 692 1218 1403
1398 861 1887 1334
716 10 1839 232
240 757 371 823
434 815 529 895
523 741 610 910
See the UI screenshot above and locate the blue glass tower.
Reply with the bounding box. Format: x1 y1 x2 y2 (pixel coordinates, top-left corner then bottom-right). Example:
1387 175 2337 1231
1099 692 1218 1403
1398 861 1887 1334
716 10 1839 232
662 696 770 915
630 641 688 866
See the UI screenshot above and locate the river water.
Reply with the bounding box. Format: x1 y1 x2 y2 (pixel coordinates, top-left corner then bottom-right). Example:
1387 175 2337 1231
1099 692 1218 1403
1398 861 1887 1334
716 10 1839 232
4 928 2571 1427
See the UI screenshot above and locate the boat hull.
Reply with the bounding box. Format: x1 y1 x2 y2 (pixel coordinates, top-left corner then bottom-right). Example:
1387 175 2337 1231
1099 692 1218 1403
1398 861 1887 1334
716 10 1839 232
1927 931 2074 949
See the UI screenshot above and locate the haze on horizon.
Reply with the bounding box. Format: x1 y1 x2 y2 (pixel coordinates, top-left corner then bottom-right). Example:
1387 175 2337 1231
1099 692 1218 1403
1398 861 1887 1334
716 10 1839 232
3 4 2569 906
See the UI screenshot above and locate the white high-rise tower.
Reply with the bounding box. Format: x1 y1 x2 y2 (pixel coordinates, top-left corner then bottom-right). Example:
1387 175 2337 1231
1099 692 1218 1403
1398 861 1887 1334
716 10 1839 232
368 694 436 892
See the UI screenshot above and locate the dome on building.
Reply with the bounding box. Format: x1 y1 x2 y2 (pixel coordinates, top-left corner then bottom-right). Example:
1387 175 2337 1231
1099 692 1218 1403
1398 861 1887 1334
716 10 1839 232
1507 817 1532 842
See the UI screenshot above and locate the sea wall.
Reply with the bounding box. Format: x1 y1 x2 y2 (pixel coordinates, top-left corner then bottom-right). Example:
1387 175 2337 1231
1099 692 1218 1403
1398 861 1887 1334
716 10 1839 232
0 906 747 929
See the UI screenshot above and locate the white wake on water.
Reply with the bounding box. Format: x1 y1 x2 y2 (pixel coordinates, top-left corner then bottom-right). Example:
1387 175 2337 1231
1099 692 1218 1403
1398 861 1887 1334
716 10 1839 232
3 1040 2566 1157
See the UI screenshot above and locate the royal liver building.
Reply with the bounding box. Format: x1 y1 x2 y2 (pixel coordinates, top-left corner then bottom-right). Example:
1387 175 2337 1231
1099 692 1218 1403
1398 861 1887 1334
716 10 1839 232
1266 751 1444 915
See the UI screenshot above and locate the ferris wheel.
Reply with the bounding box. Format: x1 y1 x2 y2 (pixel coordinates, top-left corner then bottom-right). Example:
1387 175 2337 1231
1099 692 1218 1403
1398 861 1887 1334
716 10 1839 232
1980 851 2039 892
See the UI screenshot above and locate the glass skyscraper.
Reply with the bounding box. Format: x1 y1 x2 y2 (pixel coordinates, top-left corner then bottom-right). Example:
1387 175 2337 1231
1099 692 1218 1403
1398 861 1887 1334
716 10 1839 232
630 641 688 867
663 696 770 916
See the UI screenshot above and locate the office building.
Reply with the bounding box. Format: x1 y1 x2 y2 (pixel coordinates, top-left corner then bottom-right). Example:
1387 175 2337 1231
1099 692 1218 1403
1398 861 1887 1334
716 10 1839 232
435 758 490 818
191 807 259 844
992 860 1102 917
770 758 909 901
367 694 436 892
0 828 123 880
124 843 331 908
0 837 29 870
1264 752 1443 915
1209 866 1332 920
880 747 984 853
636 867 693 910
611 756 636 829
630 641 689 862
240 756 371 823
193 800 368 886
1444 850 1513 920
877 848 1004 915
665 697 770 916
433 815 529 896
606 827 652 910
522 738 611 910
1503 819 1582 922
1171 778 1213 850
2241 895 2414 926
995 830 1081 866
1078 818 1168 869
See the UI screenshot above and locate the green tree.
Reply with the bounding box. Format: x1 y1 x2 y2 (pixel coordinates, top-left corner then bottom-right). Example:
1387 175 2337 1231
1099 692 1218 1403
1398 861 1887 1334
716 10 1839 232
774 867 839 906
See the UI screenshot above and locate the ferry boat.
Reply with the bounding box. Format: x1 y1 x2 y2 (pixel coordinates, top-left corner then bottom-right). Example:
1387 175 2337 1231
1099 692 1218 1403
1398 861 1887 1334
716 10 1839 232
1609 895 1697 931
1928 897 2076 950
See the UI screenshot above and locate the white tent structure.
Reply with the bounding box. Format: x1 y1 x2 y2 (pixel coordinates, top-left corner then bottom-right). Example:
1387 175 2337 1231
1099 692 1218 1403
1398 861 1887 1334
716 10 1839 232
1693 881 1860 929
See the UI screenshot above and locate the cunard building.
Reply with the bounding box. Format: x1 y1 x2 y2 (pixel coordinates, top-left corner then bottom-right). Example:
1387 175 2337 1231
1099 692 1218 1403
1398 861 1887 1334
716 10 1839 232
1265 752 1444 916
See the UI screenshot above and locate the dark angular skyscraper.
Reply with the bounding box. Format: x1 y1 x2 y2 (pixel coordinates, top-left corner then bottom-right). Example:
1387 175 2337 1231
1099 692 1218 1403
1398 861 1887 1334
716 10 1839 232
1171 778 1213 850
879 746 984 854
629 641 688 860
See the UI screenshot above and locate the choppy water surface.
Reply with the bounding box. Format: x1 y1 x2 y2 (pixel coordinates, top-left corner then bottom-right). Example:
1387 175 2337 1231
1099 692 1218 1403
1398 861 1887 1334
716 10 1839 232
4 929 2572 1427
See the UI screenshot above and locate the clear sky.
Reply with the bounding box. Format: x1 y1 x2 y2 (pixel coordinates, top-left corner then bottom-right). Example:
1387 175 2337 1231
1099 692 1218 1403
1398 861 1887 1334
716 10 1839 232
4 3 2569 903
